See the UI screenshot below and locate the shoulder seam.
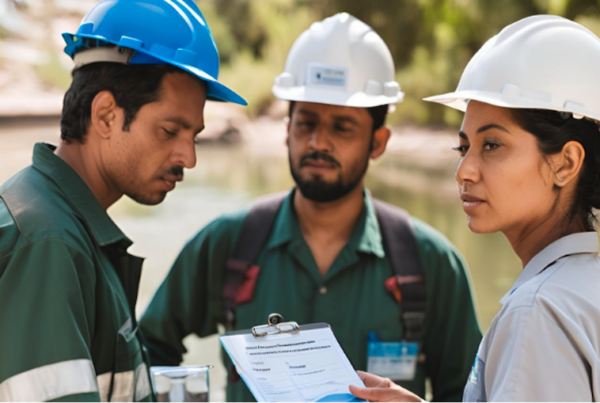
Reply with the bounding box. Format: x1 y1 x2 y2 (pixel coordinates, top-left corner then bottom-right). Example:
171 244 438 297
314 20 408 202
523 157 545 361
0 236 93 266
0 195 30 244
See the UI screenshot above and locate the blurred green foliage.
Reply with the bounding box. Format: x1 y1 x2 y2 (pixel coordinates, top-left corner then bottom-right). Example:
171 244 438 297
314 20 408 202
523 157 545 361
200 0 316 114
199 0 600 126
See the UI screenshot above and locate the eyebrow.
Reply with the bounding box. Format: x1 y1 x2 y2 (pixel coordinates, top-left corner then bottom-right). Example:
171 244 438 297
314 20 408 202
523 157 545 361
297 109 318 118
459 123 510 139
296 109 360 127
165 117 205 134
333 115 360 127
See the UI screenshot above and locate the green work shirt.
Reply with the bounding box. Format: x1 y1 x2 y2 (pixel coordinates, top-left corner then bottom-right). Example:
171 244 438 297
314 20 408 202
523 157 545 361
0 143 152 402
140 190 481 402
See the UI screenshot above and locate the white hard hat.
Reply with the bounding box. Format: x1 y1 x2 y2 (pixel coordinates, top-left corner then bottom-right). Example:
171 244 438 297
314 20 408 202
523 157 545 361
273 13 403 108
424 15 600 121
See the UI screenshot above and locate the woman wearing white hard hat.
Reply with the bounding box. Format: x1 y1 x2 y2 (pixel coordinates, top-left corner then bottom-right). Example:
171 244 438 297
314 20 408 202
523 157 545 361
349 14 600 402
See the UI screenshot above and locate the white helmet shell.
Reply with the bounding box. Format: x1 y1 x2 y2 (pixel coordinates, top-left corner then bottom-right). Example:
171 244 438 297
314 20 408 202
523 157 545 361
273 13 403 108
425 15 600 121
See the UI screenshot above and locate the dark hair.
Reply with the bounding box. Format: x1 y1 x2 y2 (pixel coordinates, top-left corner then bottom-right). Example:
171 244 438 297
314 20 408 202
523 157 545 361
60 62 184 143
287 101 389 133
510 109 600 231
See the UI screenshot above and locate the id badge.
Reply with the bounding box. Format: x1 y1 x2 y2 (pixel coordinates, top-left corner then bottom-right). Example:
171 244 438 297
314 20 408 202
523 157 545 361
367 336 419 381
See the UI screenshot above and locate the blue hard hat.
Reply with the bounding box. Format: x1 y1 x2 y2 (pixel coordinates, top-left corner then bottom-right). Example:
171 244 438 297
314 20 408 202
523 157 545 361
62 0 246 105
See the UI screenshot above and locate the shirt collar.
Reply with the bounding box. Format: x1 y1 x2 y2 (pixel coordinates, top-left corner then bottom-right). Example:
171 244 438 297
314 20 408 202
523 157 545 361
355 191 385 258
501 231 599 304
265 188 385 258
32 143 131 248
264 190 295 250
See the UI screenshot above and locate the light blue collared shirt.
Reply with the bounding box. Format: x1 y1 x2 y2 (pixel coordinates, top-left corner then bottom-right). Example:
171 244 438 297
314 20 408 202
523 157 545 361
463 232 600 402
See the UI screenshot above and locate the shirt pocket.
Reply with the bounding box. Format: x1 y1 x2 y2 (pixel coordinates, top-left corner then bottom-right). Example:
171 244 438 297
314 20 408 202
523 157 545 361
463 354 486 402
110 323 151 401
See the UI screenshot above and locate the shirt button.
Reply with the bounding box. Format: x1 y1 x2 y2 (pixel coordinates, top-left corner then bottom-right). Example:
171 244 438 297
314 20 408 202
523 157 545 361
319 286 327 295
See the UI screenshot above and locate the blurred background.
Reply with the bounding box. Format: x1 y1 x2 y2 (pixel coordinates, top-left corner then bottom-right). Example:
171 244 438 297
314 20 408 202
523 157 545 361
2 0 600 400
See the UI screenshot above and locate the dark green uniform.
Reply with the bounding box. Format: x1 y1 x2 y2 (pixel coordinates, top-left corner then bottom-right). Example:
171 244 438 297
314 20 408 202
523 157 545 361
140 190 481 401
0 143 152 402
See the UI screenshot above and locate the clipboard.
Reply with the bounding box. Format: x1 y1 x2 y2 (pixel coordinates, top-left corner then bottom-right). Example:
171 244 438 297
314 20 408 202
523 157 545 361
219 313 365 402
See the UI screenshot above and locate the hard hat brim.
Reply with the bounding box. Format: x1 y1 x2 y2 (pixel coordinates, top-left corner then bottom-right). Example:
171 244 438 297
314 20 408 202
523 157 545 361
273 85 403 108
424 90 600 122
177 63 247 106
63 32 247 106
423 90 548 111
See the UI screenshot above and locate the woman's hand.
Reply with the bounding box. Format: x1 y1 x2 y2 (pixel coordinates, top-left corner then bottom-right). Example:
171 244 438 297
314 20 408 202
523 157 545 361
349 371 423 402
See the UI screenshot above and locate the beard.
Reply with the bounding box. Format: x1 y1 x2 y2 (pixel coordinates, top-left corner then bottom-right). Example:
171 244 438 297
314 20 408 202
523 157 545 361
289 151 369 203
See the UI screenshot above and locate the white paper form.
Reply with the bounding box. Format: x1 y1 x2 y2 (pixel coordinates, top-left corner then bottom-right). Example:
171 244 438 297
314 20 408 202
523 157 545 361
219 324 365 402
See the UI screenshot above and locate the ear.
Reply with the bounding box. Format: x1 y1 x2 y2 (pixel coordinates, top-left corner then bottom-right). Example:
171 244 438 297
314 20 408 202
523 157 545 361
551 141 585 187
90 91 119 140
369 126 392 160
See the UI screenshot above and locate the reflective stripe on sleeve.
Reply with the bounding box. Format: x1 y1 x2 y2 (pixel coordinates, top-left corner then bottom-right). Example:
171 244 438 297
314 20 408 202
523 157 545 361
97 363 151 402
0 358 98 402
134 363 151 402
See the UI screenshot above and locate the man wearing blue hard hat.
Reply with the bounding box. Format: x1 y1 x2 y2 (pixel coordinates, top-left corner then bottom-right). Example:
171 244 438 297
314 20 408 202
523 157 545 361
0 0 245 401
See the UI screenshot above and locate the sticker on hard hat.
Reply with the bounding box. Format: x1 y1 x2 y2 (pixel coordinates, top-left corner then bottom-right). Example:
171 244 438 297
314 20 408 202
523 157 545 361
307 63 348 89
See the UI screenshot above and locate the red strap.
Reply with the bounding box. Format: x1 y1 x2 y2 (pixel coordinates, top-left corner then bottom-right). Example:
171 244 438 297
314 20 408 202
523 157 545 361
234 265 261 305
385 276 401 303
385 275 424 303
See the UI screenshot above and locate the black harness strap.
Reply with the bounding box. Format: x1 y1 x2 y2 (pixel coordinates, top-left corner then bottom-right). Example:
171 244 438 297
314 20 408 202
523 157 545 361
221 194 426 344
221 192 287 331
372 199 426 342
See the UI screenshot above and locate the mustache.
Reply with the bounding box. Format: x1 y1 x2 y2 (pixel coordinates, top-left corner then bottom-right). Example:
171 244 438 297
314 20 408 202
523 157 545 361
300 152 341 168
165 166 184 177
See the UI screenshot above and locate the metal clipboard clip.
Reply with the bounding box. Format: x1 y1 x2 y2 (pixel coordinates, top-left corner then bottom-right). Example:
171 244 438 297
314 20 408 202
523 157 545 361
251 313 300 338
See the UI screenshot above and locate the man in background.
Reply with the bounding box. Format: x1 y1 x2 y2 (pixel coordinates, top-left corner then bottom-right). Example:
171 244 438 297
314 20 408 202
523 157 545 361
141 13 481 402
